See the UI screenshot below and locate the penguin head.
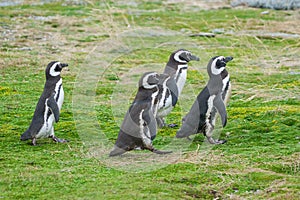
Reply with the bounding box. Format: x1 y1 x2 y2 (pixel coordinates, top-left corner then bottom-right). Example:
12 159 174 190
171 49 200 64
139 72 160 89
208 56 233 76
46 61 68 78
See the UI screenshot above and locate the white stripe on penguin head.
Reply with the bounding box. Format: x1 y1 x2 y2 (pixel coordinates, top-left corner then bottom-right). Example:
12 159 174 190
211 56 225 75
143 72 158 89
49 62 61 77
174 50 189 63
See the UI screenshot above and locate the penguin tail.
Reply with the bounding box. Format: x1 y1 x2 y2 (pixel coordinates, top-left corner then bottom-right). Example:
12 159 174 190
109 146 127 157
20 130 31 141
175 130 187 138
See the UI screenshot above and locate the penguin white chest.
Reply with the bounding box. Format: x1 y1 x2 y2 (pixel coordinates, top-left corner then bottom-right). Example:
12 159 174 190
160 93 172 109
151 89 159 116
176 67 187 96
55 78 64 110
158 81 170 109
157 87 172 113
139 109 152 147
36 105 55 139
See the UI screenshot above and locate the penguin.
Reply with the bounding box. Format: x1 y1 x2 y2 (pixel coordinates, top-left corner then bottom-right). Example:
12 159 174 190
109 72 172 156
156 49 200 127
20 61 69 145
176 56 233 144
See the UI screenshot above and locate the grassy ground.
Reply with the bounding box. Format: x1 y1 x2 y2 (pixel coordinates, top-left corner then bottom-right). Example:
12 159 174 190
0 1 299 199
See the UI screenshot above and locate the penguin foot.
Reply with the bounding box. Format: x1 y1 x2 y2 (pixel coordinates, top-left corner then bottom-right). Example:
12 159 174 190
50 136 69 143
186 136 192 141
207 137 227 144
216 139 227 144
156 117 167 128
32 138 37 146
157 121 166 128
168 123 178 128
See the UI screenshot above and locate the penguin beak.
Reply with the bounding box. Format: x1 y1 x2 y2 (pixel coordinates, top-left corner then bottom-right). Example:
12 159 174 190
180 52 200 62
188 54 200 61
60 63 68 68
224 57 233 63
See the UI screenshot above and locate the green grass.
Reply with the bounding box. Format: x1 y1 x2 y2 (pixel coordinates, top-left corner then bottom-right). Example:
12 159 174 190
1 1 299 199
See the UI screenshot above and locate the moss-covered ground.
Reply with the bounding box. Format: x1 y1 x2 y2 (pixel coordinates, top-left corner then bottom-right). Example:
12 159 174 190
0 1 299 199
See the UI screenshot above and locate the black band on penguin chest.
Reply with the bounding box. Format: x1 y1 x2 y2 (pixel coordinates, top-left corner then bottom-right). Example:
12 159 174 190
176 66 187 82
47 109 52 120
178 66 187 74
163 91 170 106
56 84 62 102
224 81 230 91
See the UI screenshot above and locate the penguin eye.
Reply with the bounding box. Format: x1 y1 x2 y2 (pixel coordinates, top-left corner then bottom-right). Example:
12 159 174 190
216 59 226 68
179 54 184 60
179 53 188 62
54 64 62 71
186 52 191 59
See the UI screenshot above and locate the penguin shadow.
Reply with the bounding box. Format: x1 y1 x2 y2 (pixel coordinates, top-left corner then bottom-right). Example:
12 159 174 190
24 138 69 146
23 140 50 146
176 118 228 145
105 150 185 172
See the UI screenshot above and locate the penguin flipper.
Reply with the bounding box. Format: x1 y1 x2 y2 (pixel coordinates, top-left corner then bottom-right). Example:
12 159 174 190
47 94 60 123
167 78 179 106
213 94 227 127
